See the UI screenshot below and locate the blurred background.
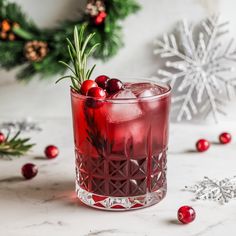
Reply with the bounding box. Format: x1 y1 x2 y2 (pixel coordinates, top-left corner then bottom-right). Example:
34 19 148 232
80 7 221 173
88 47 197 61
1 0 236 121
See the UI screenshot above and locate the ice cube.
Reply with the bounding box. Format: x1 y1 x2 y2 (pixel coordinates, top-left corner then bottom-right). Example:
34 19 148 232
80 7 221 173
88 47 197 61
128 82 166 98
129 83 166 111
109 119 147 156
110 89 137 99
139 89 156 98
106 89 142 123
139 87 159 111
110 120 145 143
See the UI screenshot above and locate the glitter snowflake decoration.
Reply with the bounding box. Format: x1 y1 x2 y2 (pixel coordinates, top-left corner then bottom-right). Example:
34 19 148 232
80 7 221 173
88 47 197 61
185 176 236 204
154 15 236 122
0 118 41 133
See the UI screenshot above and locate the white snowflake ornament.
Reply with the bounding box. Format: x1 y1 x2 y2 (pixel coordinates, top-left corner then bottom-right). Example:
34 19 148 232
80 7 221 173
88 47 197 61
154 15 236 122
0 118 42 133
185 176 236 204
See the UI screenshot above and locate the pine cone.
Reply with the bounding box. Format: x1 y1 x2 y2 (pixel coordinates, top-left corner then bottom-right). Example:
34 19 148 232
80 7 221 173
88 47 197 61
24 41 48 62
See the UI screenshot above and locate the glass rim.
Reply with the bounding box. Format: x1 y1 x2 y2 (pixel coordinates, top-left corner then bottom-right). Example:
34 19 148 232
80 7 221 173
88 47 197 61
71 79 171 103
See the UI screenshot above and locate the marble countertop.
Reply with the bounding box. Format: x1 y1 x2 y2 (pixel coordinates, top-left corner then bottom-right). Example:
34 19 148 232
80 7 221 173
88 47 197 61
1 81 236 236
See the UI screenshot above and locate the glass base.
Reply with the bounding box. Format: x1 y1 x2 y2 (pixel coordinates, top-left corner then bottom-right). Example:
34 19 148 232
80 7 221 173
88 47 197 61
76 184 167 211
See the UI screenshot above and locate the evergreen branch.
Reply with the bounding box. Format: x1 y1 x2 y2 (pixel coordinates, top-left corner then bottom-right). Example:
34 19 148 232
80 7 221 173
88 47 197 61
12 26 35 40
0 0 38 32
0 41 25 69
0 131 35 159
106 0 140 21
0 0 140 80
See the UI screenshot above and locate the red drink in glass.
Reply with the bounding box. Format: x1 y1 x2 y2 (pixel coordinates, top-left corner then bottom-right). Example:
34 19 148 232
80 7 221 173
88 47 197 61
71 81 171 210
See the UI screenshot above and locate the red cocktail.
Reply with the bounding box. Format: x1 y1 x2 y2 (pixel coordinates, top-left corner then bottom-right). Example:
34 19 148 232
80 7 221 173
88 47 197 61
71 81 171 210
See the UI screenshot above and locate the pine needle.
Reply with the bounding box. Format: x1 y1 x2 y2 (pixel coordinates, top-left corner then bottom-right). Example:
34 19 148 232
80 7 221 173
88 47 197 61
57 24 99 92
0 131 35 159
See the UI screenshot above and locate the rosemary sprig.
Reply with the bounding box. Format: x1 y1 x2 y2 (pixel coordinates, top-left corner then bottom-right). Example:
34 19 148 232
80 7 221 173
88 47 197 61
0 131 35 159
84 105 113 157
56 24 99 93
57 23 109 156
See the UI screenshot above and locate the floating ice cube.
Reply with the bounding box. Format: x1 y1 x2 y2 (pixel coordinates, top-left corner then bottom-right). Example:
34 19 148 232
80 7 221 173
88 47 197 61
109 119 147 155
129 83 166 111
106 89 142 123
128 82 166 98
139 89 156 98
110 89 137 99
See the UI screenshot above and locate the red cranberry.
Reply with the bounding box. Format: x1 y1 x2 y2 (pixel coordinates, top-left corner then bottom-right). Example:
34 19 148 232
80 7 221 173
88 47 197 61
219 132 232 144
22 163 38 180
45 145 59 159
178 206 196 224
88 87 106 98
106 78 124 94
196 139 210 152
80 80 98 95
95 75 110 89
86 87 106 108
0 132 5 144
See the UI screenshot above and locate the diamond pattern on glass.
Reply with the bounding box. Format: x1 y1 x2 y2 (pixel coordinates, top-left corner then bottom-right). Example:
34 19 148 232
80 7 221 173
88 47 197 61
90 157 105 177
109 179 129 196
151 172 166 192
109 160 128 178
129 178 147 195
76 152 89 173
150 151 167 191
91 177 106 195
129 159 147 178
79 171 89 190
151 150 167 175
75 149 167 198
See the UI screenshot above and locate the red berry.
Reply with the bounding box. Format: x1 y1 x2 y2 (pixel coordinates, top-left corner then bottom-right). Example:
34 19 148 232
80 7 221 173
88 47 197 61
87 87 106 99
94 12 107 25
87 87 106 108
22 163 38 180
80 80 98 95
196 139 210 152
178 206 196 224
45 145 59 159
95 75 110 89
219 132 232 144
106 78 124 94
0 132 5 144
94 17 103 25
99 11 107 19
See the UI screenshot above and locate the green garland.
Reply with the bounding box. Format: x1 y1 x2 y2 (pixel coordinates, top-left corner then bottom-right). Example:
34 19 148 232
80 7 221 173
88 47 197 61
0 0 140 80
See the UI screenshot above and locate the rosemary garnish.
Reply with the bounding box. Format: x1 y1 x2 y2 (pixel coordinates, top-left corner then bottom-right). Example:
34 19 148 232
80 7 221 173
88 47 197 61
56 24 99 92
57 23 110 156
84 105 113 157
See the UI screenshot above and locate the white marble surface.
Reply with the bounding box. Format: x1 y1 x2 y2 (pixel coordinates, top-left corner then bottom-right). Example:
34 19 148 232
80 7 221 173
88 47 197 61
1 0 236 235
1 97 236 236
